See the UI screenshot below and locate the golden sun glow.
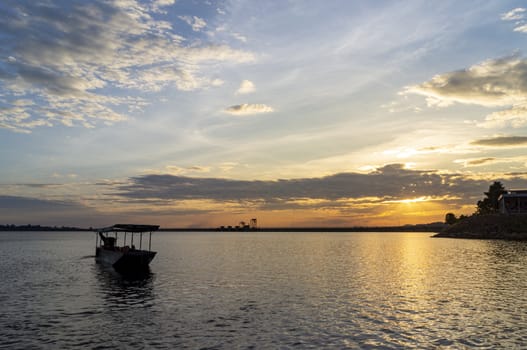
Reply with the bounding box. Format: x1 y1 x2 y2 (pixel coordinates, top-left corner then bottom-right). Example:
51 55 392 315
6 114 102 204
384 196 430 204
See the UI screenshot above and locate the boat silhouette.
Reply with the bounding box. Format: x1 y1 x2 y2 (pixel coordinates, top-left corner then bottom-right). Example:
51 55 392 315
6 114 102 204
94 224 159 272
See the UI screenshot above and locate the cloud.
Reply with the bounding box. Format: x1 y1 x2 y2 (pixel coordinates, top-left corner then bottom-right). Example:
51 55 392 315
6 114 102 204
178 15 207 31
501 8 527 32
236 80 255 94
383 146 460 159
103 165 527 226
471 136 527 147
154 0 175 6
405 55 527 128
479 105 527 128
0 195 103 226
0 195 73 210
151 0 175 13
224 103 274 115
454 155 527 167
231 32 247 43
7 166 527 226
0 1 255 132
454 157 497 167
166 165 211 174
514 24 527 33
501 8 526 21
116 164 527 210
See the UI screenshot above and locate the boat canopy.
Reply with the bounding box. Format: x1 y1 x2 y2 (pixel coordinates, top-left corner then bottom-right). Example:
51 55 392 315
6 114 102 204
96 224 160 233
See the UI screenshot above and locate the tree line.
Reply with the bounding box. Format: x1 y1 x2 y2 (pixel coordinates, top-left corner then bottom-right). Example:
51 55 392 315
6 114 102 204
445 181 506 225
0 224 88 231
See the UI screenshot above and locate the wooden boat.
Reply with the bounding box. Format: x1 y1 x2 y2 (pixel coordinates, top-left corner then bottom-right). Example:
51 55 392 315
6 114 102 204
95 224 159 271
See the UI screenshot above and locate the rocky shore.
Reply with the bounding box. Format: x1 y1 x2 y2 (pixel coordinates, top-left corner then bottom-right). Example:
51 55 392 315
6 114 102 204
433 214 527 240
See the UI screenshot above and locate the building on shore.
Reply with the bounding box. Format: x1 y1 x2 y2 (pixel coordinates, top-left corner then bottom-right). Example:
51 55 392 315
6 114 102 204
218 218 258 231
499 190 527 214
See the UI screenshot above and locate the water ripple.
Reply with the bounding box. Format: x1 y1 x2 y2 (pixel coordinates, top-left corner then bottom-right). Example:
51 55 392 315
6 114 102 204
1 232 527 348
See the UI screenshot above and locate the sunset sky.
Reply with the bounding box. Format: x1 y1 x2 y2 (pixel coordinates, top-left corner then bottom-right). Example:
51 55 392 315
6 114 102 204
3 0 527 228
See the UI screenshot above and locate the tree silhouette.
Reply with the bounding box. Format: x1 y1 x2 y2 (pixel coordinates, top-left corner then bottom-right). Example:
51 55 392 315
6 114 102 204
476 181 506 215
445 213 457 225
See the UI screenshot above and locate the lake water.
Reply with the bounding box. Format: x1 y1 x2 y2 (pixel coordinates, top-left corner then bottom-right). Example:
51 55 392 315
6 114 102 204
1 231 526 349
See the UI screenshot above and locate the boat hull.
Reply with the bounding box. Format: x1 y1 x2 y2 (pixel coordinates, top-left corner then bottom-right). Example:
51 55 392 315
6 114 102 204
96 247 156 271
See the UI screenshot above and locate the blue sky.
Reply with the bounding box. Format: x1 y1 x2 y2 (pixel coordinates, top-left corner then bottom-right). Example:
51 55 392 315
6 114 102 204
3 0 527 227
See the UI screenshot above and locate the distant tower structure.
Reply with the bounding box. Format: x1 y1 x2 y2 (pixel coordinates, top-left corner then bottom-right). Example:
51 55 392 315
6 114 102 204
250 218 257 229
237 221 251 231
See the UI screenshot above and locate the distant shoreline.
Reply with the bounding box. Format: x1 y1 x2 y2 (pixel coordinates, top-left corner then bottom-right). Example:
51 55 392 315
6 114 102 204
1 223 446 232
0 225 90 232
160 224 444 232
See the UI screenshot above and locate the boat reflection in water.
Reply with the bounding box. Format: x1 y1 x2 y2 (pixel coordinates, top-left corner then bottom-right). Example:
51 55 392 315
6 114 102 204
93 263 156 326
95 224 159 273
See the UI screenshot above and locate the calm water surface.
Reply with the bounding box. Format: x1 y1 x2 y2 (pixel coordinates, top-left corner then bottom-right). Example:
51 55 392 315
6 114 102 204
1 231 526 349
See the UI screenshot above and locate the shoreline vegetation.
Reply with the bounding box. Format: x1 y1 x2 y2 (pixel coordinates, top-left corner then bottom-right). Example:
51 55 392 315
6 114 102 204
434 181 527 240
433 214 527 240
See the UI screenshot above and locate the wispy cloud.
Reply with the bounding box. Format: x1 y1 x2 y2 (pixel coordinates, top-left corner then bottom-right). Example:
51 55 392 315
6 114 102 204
178 15 207 31
501 8 526 21
0 1 254 132
405 55 527 128
454 155 527 168
236 80 255 95
501 7 527 32
454 157 497 167
231 32 247 43
382 144 474 159
224 103 274 115
471 136 527 147
514 25 527 33
165 165 211 175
